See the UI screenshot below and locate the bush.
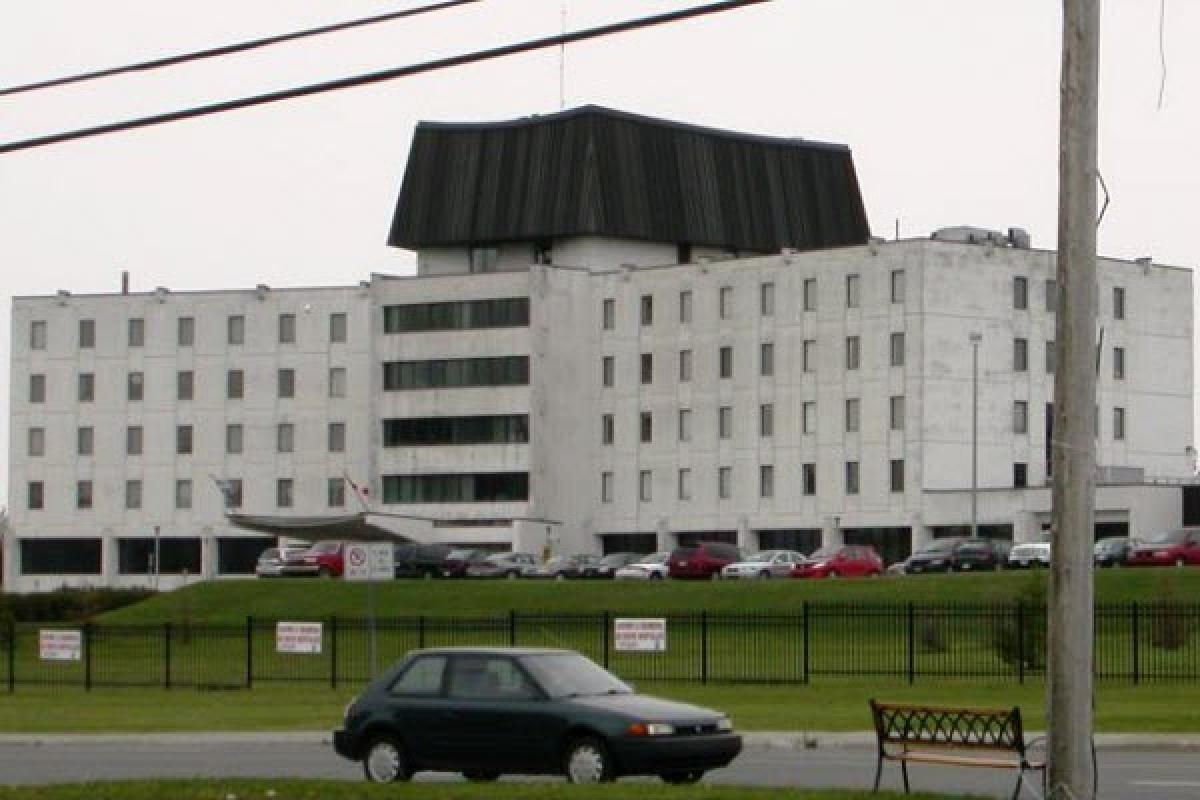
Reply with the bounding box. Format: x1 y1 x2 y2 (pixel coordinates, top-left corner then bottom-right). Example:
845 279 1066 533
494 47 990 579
1149 574 1193 651
991 572 1046 670
0 588 154 625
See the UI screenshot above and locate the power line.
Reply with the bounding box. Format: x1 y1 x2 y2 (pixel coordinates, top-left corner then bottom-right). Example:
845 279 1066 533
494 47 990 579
0 0 482 98
0 0 770 155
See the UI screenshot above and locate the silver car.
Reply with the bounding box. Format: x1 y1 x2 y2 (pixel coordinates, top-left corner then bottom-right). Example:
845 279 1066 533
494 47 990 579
465 552 538 579
1007 542 1051 569
721 550 807 579
614 552 671 580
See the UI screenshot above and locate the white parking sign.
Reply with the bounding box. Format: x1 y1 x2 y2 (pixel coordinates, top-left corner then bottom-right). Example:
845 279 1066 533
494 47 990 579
345 542 393 582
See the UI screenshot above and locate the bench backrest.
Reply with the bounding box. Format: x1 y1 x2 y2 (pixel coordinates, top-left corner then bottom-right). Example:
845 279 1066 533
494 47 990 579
869 699 1027 754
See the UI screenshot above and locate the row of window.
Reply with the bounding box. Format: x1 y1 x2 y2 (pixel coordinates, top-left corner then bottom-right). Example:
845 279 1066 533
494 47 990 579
25 476 355 511
382 415 529 447
26 421 348 458
28 312 349 351
1013 402 1127 440
1012 278 1126 320
382 473 529 504
26 366 349 404
1014 339 1127 379
19 536 273 576
382 357 529 391
383 298 528 333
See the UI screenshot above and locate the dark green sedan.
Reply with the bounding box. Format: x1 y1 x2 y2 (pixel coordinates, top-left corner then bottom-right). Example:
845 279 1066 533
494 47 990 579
332 646 742 784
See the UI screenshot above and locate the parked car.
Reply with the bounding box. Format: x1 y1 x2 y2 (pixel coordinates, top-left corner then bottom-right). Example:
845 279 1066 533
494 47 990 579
667 543 742 580
282 540 348 578
953 538 1013 571
885 558 910 576
467 553 539 579
904 538 969 574
580 553 645 579
1127 529 1200 567
720 550 807 580
333 647 742 784
1008 541 1051 569
614 552 671 581
528 556 585 580
790 545 882 579
1093 536 1131 568
442 549 492 579
393 542 453 579
255 546 306 578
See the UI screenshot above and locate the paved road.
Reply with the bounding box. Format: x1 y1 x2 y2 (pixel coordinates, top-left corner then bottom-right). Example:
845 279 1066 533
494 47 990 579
2 736 1200 799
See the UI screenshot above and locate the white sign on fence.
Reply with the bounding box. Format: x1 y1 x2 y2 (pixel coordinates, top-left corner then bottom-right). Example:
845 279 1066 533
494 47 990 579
614 618 667 652
344 542 394 582
39 629 83 661
276 621 323 654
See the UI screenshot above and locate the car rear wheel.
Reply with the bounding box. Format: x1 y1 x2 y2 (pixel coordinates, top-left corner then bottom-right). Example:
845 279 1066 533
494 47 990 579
563 737 615 784
463 770 500 782
363 735 411 783
661 770 704 784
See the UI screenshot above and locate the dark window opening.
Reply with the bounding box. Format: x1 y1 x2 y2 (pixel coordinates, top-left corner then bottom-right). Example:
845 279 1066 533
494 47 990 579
383 473 529 504
21 538 102 575
384 297 529 333
383 415 529 446
118 538 202 575
383 356 529 390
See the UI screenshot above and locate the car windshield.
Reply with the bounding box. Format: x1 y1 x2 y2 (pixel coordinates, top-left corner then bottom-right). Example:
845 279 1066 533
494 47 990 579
600 554 628 566
744 552 775 563
807 547 838 561
310 542 340 554
484 554 510 565
638 552 669 564
447 549 476 560
1145 530 1187 545
917 540 959 555
259 548 278 560
521 653 632 698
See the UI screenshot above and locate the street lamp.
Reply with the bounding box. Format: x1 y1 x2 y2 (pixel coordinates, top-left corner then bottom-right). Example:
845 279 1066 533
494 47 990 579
969 333 982 539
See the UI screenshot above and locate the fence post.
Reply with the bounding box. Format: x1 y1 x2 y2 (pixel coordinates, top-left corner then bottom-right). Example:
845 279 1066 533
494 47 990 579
1016 602 1025 684
245 616 254 690
1131 601 1140 685
83 623 93 691
418 615 426 649
330 616 338 690
906 603 915 685
509 610 517 647
7 621 16 694
802 603 810 685
700 611 709 684
164 623 172 690
601 611 610 668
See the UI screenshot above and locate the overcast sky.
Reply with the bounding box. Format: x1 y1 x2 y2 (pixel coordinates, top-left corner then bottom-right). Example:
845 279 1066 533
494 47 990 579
2 0 1198 507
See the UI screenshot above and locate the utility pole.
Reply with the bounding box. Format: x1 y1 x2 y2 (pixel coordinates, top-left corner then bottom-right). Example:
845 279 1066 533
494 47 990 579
969 332 982 538
1049 1 1099 798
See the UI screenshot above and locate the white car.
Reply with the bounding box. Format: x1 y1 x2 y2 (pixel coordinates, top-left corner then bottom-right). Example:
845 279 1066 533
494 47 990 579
613 551 671 580
721 550 807 579
1008 542 1051 569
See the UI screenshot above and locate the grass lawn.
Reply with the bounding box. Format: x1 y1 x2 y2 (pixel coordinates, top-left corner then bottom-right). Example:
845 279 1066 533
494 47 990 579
0 782 969 800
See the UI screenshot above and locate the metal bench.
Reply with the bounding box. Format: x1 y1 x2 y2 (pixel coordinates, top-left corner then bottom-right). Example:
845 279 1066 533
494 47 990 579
869 699 1046 799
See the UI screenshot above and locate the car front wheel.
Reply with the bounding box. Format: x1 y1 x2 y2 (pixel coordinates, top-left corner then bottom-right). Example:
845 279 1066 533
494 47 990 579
363 735 411 783
661 770 704 784
564 737 615 784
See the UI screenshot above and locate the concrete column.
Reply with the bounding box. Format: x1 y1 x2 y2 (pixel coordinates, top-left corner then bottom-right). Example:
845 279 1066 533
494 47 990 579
1 534 18 589
821 516 844 549
656 517 671 552
736 515 752 553
100 532 118 587
1014 511 1039 543
201 534 218 580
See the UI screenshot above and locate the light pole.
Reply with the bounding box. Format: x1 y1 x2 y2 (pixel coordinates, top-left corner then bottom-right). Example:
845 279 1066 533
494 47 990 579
153 525 161 590
969 333 982 539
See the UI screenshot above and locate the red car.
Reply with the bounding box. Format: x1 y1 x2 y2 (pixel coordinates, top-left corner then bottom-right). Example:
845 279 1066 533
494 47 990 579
282 540 348 578
667 542 742 580
791 545 883 579
1127 529 1200 567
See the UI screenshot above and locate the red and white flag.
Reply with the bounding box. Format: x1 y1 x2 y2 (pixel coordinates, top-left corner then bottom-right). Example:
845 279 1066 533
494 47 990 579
343 474 371 509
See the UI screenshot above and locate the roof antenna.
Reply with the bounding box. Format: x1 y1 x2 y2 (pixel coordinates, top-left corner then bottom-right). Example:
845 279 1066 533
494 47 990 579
559 3 567 109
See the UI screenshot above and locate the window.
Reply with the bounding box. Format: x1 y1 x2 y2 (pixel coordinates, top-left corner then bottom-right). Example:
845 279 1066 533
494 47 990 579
601 472 614 503
328 478 345 508
1013 276 1028 310
176 479 192 510
128 318 145 347
382 416 529 447
127 371 144 401
227 315 245 345
79 319 95 349
803 340 816 372
277 423 294 453
384 298 529 332
177 370 194 401
601 414 614 445
845 336 860 370
845 398 860 433
890 396 905 431
679 290 692 324
677 242 692 264
640 412 653 443
678 468 692 501
31 320 47 350
1113 287 1125 320
678 349 692 382
760 342 774 376
803 401 816 434
640 353 653 385
227 369 244 399
802 463 816 496
1113 347 1125 380
329 367 347 397
760 403 774 437
278 313 296 344
602 356 614 387
277 479 294 508
1014 400 1029 434
28 427 45 457
78 373 94 403
803 278 817 311
678 409 692 442
890 270 905 303
1014 338 1028 372
28 481 44 510
719 286 733 319
224 479 243 508
640 294 653 326
601 298 615 330
178 316 194 347
1045 341 1056 374
890 460 905 493
226 424 243 454
719 406 733 439
127 425 143 455
1014 463 1028 488
718 466 732 499
30 374 46 403
846 274 860 308
125 480 142 510
1114 407 1126 440
760 465 774 498
77 480 93 510
1045 280 1058 312
845 461 860 495
328 422 346 452
278 368 295 398
177 425 193 455
719 345 733 379
77 426 93 456
468 246 498 273
760 282 775 316
639 470 652 502
890 332 906 367
330 312 347 343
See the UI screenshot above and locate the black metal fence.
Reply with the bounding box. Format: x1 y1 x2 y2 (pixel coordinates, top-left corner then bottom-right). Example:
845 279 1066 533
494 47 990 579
3 602 1199 691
